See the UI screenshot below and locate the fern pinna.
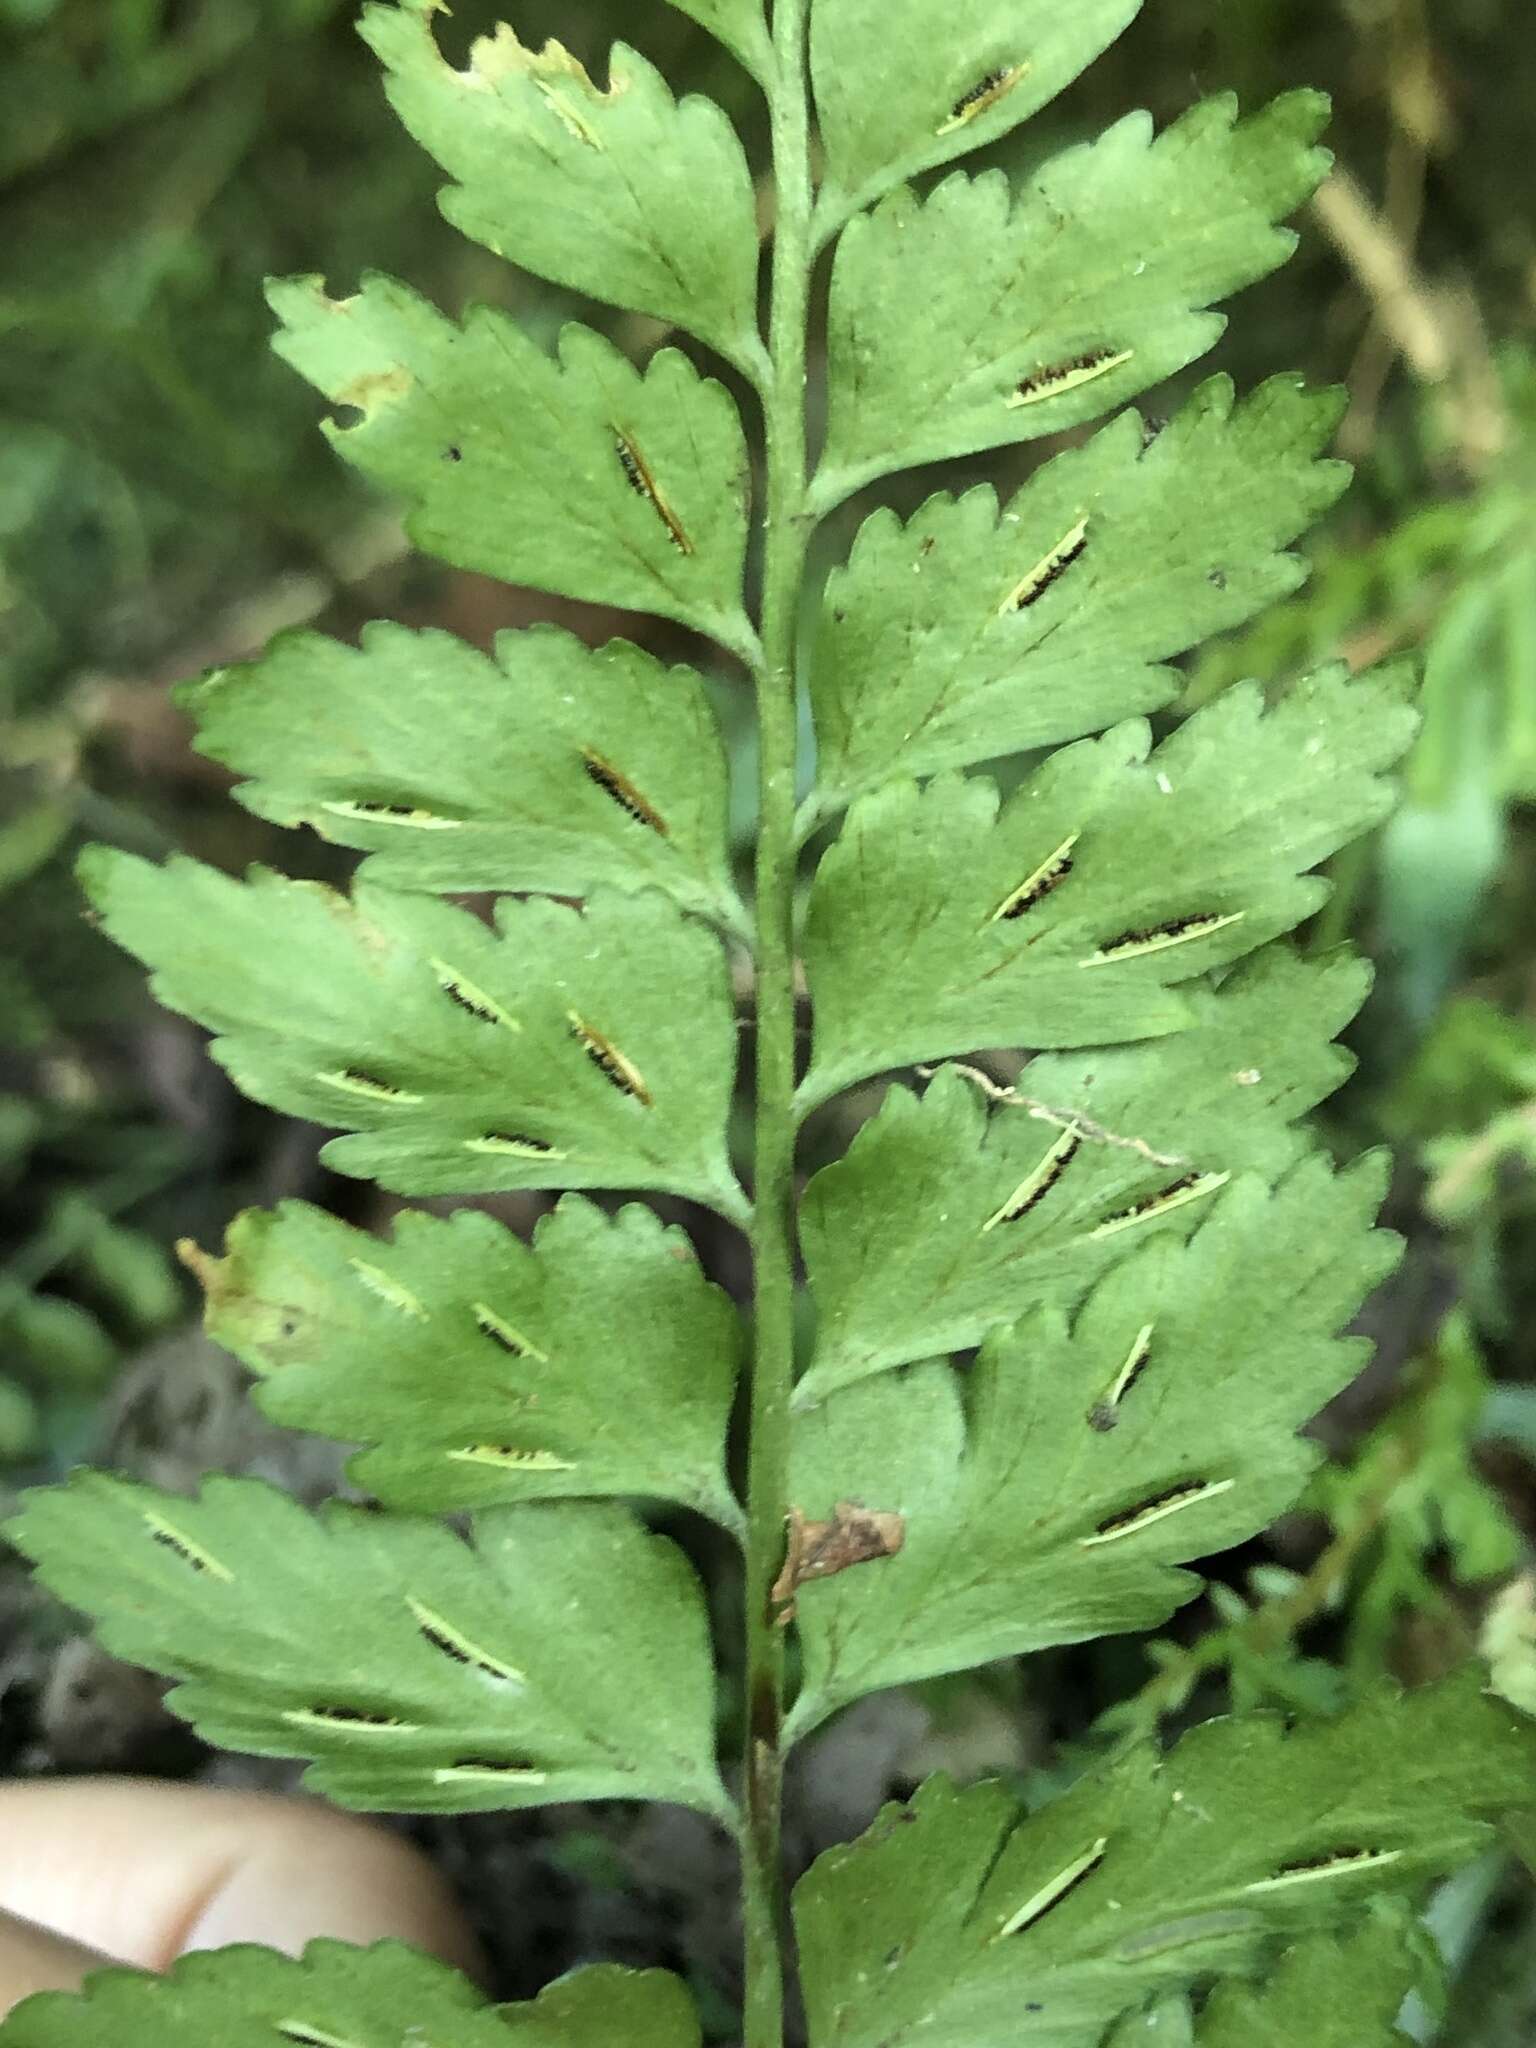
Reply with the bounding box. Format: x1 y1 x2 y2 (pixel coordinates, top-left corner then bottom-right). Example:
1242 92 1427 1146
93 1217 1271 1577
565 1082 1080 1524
4 4 1531 2046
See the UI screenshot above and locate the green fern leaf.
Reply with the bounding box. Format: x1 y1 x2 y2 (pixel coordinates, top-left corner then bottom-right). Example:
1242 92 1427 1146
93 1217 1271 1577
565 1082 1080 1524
1104 2003 1195 2048
1104 1919 1417 2047
801 666 1414 1109
82 850 744 1218
1194 1922 1415 2046
181 623 743 930
1104 2002 1195 2048
269 275 755 659
361 2 763 374
800 945 1368 1397
788 1155 1394 1732
191 1196 743 1532
807 378 1349 820
0 1944 696 2048
811 0 1139 223
661 0 770 79
795 1674 1533 2048
816 94 1332 505
7 1475 730 1819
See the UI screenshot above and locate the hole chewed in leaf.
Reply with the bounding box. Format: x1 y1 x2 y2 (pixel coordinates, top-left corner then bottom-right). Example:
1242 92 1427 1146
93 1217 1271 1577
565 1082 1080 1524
432 960 520 1032
282 1705 413 1732
1007 348 1134 412
1113 1910 1260 1961
349 1259 427 1321
937 63 1030 136
319 800 462 831
318 1068 422 1105
772 1501 905 1621
614 429 694 554
535 76 602 149
447 1445 575 1472
465 1133 564 1160
433 1758 549 1785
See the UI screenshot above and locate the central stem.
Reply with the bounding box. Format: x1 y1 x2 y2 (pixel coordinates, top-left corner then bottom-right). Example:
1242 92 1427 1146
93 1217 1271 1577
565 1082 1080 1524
743 5 813 2046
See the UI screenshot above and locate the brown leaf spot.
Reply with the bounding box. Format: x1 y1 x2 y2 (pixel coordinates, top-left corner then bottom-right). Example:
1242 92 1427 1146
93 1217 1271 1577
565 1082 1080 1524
772 1501 905 1621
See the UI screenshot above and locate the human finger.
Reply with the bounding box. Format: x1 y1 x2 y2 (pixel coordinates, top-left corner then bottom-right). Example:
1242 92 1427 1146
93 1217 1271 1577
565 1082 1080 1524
0 1779 483 2012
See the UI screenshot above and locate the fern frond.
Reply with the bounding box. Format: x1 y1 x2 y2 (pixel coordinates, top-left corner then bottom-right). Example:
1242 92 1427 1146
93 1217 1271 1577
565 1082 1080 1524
190 1197 743 1531
789 1155 1395 1730
9 1475 730 1819
183 623 744 929
82 851 744 1217
269 275 755 659
795 1675 1533 2048
0 1946 696 2048
800 946 1372 1394
800 666 1414 1107
816 93 1333 502
807 378 1350 818
362 1 764 374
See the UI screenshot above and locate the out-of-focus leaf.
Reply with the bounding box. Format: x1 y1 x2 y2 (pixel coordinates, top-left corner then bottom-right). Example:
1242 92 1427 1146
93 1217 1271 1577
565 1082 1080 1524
0 1943 698 2048
0 1287 115 1390
1195 1921 1416 2045
1483 1574 1536 1720
1379 581 1505 1033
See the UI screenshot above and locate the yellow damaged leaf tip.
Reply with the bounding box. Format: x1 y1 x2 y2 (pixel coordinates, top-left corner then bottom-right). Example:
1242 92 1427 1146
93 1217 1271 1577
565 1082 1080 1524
175 1234 219 1292
176 1236 248 1334
482 29 593 92
333 366 414 413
